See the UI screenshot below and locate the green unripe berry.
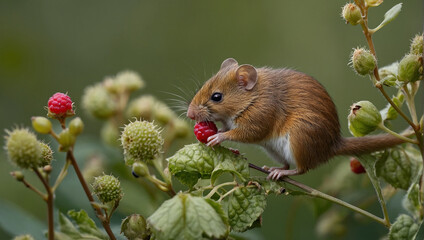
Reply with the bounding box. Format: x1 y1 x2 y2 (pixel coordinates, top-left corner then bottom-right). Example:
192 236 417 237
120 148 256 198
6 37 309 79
13 234 35 240
58 129 76 152
82 83 117 119
174 118 190 138
4 128 43 169
100 122 120 147
351 48 377 75
116 70 145 93
121 214 149 240
398 54 422 83
31 116 52 134
92 174 123 203
69 117 84 136
348 101 382 137
410 34 423 55
126 95 156 120
342 3 362 26
153 101 176 125
121 120 163 165
39 142 53 166
132 162 150 177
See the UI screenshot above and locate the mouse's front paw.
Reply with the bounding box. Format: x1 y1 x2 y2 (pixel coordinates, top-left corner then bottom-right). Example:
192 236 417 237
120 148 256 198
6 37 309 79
207 133 226 147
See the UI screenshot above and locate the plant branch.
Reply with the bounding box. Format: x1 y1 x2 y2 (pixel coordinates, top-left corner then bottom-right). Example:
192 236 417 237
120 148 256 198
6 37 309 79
52 158 71 192
205 181 237 199
67 150 117 240
248 163 389 227
12 172 46 199
378 123 419 144
33 168 54 240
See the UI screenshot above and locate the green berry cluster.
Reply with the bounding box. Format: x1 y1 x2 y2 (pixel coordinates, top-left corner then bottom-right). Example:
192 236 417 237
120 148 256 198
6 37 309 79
92 174 123 203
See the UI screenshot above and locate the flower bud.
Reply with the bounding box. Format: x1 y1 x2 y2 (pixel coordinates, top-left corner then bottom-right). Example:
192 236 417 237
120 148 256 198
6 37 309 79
39 142 53 166
365 0 383 7
31 116 52 134
398 54 422 83
69 117 84 136
121 214 149 240
13 235 35 240
410 34 423 56
82 83 117 119
342 3 362 25
100 122 120 147
103 76 120 94
58 129 76 152
351 48 377 75
126 95 155 120
121 120 163 165
348 101 382 137
132 162 150 178
4 128 43 169
11 171 25 181
116 70 145 93
92 174 123 203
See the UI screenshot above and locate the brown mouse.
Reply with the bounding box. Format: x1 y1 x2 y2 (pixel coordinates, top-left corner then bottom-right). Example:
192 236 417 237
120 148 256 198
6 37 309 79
187 58 408 180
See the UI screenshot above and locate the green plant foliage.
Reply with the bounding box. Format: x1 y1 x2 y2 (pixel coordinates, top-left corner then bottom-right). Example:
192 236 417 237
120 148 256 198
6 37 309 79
227 186 266 232
56 211 108 240
168 143 249 188
147 193 229 240
389 214 419 240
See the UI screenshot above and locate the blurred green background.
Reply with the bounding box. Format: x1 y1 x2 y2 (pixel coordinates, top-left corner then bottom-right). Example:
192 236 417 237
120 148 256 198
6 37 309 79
0 0 423 239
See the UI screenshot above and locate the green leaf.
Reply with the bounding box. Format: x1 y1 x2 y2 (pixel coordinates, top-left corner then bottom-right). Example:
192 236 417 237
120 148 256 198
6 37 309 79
389 214 419 240
211 154 249 185
227 186 266 232
67 210 108 239
147 193 229 240
380 92 404 121
375 148 415 190
168 143 249 188
248 177 286 195
414 220 424 240
373 3 402 32
58 211 108 240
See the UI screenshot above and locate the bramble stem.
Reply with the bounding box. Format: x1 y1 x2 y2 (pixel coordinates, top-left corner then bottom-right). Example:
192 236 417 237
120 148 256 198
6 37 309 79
33 168 54 240
378 123 418 144
67 150 117 240
248 163 389 227
12 173 46 199
52 158 71 192
205 181 237 199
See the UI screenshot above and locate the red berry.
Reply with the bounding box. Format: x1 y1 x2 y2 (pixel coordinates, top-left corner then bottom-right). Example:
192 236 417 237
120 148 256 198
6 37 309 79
48 92 74 115
350 157 366 174
194 121 218 144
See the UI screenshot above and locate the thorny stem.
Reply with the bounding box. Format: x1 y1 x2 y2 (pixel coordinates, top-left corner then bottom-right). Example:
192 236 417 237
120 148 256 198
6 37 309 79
33 168 54 240
249 163 390 227
12 172 46 199
67 150 117 240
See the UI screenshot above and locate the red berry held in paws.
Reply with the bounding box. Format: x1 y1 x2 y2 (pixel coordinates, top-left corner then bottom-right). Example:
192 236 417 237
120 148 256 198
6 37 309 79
194 121 218 144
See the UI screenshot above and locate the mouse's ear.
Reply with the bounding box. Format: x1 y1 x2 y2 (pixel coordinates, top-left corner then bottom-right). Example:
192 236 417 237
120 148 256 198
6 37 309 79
220 58 238 70
236 64 257 90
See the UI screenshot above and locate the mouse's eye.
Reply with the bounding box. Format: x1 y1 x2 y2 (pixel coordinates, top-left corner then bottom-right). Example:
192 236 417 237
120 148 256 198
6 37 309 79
210 92 223 102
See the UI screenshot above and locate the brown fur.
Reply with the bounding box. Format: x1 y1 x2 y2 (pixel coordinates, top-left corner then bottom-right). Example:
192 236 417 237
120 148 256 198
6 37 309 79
188 58 408 174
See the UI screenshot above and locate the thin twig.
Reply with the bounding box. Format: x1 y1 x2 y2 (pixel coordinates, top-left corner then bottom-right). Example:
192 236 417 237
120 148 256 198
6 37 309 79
33 168 54 240
248 163 389 227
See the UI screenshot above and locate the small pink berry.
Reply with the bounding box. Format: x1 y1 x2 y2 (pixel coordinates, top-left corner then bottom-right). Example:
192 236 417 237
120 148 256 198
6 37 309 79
350 157 366 174
194 121 217 144
47 92 74 116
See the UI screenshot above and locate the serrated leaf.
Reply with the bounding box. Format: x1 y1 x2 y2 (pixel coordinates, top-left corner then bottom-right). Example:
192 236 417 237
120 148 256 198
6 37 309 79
227 186 266 232
374 3 402 32
414 220 424 240
147 193 229 240
376 148 414 190
67 210 108 239
389 214 419 240
168 143 249 188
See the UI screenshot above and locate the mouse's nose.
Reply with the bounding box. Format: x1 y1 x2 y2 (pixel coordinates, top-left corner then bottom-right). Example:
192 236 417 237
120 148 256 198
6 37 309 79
187 107 195 120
